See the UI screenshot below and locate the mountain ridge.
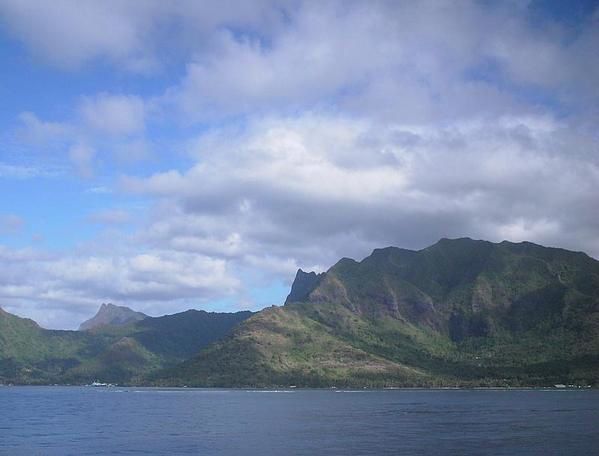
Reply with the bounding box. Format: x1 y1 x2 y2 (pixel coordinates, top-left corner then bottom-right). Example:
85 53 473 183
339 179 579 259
154 237 599 387
0 306 253 385
2 237 598 387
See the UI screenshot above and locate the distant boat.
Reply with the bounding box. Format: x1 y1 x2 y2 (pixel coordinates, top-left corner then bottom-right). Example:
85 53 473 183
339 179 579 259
89 381 114 387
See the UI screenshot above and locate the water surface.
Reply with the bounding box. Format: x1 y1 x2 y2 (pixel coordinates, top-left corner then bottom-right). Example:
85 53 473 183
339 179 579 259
1 387 597 455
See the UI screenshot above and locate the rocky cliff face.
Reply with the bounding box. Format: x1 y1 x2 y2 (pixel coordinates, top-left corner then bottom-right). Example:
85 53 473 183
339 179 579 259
294 238 599 339
285 269 324 304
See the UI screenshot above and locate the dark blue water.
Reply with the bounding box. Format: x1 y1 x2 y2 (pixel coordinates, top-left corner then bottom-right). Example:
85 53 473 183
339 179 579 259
0 388 597 455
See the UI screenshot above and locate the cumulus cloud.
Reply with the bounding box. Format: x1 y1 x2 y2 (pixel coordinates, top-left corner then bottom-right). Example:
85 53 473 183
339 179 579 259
0 0 158 70
17 112 71 144
79 93 146 135
123 113 599 277
0 244 240 329
167 1 599 121
12 94 150 178
113 138 153 163
68 143 96 178
0 0 295 71
1 1 597 329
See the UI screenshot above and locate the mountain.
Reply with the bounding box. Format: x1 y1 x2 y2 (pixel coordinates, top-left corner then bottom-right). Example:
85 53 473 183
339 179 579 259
155 238 599 387
285 269 324 304
0 307 110 384
79 303 148 331
0 307 253 385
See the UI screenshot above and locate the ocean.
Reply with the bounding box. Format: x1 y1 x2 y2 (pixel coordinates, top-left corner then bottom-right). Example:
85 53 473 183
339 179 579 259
1 387 597 455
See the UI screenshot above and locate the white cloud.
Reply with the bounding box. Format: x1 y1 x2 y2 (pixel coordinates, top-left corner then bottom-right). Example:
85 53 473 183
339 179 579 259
17 112 71 144
123 113 599 272
13 96 151 179
0 0 295 71
113 138 153 163
68 143 95 178
1 1 598 329
162 1 598 122
0 244 240 329
0 0 156 70
79 93 146 135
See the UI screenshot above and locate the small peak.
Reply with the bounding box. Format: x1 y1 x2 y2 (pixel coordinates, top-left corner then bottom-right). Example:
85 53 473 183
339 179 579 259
369 246 410 257
438 237 474 243
285 268 324 305
428 237 487 248
371 246 394 255
362 246 417 266
294 268 319 279
328 257 358 274
336 257 358 266
79 303 147 331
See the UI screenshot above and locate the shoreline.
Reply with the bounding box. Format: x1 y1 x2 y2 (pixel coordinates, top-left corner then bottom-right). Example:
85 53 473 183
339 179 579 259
1 384 595 391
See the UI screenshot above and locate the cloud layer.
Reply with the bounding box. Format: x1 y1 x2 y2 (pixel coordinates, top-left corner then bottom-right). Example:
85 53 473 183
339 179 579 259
125 113 599 263
0 0 597 328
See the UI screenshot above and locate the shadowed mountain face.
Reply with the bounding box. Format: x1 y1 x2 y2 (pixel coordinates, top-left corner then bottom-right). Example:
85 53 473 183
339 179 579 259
285 269 324 304
291 238 599 339
156 238 599 387
0 307 253 385
79 304 148 331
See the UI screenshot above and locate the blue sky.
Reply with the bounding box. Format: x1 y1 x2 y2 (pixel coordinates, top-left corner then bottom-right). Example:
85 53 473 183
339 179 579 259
0 0 597 329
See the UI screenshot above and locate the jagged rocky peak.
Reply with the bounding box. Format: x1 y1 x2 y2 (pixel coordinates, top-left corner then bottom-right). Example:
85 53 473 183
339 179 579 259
78 303 148 331
285 269 325 304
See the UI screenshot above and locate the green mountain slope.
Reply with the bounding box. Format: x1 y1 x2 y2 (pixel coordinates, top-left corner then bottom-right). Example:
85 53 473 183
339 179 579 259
0 307 113 384
0 307 252 384
155 238 599 387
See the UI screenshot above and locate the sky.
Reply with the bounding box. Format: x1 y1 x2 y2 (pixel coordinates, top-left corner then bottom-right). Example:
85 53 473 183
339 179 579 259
0 0 598 329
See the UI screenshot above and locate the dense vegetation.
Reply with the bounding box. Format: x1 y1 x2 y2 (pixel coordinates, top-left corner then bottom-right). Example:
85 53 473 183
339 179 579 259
154 238 599 387
0 307 252 385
